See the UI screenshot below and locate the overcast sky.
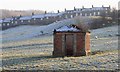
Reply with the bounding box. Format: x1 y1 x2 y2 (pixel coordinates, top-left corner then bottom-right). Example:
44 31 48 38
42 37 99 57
0 0 119 12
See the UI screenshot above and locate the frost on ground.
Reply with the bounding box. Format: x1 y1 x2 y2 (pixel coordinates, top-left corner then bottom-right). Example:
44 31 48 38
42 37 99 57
1 19 76 43
2 51 119 70
1 24 119 70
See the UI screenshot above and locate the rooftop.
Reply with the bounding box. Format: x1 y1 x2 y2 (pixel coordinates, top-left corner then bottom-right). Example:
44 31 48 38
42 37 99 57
55 25 80 32
20 16 32 20
3 18 13 22
32 14 45 18
45 13 58 17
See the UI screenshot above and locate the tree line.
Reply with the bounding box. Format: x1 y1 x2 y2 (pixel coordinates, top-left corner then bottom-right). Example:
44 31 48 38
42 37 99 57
0 9 45 19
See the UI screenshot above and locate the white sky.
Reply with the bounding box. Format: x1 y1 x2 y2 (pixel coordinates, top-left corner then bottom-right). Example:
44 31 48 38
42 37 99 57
0 0 119 12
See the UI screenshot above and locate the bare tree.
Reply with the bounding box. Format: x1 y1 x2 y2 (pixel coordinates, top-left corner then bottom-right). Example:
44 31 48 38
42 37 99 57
110 7 118 22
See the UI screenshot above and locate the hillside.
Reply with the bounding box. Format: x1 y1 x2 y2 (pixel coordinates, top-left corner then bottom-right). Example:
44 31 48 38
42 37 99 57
1 17 118 43
0 9 45 19
1 24 119 71
0 16 119 70
1 19 77 42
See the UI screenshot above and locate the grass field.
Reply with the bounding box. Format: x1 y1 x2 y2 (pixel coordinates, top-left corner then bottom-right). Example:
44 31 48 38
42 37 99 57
1 25 119 70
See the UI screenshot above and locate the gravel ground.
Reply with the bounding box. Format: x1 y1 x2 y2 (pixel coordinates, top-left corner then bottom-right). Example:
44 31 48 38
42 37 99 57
1 25 119 71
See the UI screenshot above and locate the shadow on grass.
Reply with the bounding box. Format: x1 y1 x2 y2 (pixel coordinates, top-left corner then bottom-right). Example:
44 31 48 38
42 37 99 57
2 50 114 67
2 43 53 49
91 50 105 55
2 55 57 67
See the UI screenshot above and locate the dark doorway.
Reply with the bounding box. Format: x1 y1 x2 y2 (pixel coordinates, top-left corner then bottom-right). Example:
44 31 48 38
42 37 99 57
65 34 74 56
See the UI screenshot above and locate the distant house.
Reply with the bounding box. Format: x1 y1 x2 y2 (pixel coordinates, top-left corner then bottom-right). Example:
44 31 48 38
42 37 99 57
1 5 111 30
31 12 66 25
2 17 14 29
19 16 32 25
53 25 90 57
31 13 58 25
57 12 66 19
0 19 3 30
32 14 44 19
65 5 111 17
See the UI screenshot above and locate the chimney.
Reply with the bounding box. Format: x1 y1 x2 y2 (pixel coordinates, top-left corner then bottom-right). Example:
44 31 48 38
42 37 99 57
20 15 22 17
102 5 104 7
45 11 47 14
65 8 66 12
92 5 94 8
74 6 76 10
82 6 84 9
58 10 60 13
32 12 34 15
109 5 110 8
12 16 14 19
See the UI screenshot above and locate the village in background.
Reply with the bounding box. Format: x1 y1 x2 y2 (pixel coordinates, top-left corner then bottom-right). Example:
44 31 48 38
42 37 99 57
0 5 119 30
0 5 119 71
